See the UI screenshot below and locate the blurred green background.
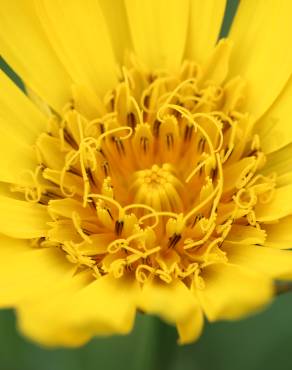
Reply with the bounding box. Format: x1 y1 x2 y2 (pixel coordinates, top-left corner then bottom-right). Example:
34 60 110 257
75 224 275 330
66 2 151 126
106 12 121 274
2 0 292 369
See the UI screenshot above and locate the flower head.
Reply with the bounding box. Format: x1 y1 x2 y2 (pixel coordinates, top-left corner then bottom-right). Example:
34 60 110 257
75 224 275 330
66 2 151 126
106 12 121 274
1 0 292 346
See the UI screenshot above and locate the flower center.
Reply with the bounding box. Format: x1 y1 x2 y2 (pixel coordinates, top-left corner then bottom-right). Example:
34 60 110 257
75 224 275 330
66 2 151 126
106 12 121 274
132 164 184 212
15 51 276 287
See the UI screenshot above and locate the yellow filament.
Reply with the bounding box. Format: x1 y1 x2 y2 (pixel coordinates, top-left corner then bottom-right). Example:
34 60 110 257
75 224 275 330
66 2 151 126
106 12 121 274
130 96 144 126
71 211 92 243
124 203 159 229
60 150 80 197
88 193 124 218
96 126 133 149
183 153 223 225
192 113 224 152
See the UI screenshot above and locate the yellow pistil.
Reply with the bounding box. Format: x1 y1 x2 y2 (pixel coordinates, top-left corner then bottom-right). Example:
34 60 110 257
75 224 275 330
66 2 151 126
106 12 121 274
17 49 275 289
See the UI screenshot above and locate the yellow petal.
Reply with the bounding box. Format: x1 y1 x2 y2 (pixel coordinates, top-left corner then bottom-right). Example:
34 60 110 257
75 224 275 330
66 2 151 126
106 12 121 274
99 0 133 64
261 143 292 179
276 173 292 188
223 242 292 279
0 0 71 111
138 278 197 323
263 216 292 249
36 0 118 95
0 195 50 238
255 184 292 222
199 39 232 86
229 0 292 119
225 224 266 245
18 274 138 347
17 271 93 347
0 70 47 142
125 0 189 71
0 235 74 307
185 0 227 63
176 295 204 345
0 122 37 184
198 263 273 321
0 70 46 183
256 75 292 153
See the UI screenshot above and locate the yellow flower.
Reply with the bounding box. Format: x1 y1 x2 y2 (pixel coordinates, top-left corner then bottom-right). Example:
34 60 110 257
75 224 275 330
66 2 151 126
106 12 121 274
1 0 292 347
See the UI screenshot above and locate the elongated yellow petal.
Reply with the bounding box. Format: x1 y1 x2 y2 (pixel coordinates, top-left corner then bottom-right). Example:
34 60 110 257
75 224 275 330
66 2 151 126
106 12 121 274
0 236 74 307
198 263 273 321
125 0 189 71
256 75 292 153
0 70 46 183
0 195 50 238
99 0 133 63
199 39 232 86
36 0 118 95
229 0 292 119
261 143 292 178
185 0 226 63
0 70 47 141
225 225 266 246
138 279 197 323
223 242 292 279
18 271 93 347
18 274 138 346
0 122 37 184
255 184 292 222
176 294 204 345
263 216 292 249
0 0 72 111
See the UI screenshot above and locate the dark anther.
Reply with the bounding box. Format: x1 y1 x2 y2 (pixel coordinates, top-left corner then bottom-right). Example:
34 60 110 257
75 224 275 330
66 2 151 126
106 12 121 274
113 137 126 155
184 125 193 141
106 207 114 220
44 190 62 199
86 168 96 186
102 161 110 176
140 137 149 154
115 220 124 236
148 73 155 83
109 92 116 111
153 120 161 137
68 166 80 176
166 133 174 150
248 149 258 157
82 228 91 236
222 121 230 134
191 213 203 227
126 264 134 272
144 95 150 109
168 233 182 248
223 147 233 161
88 197 97 210
197 137 206 152
173 106 181 119
99 122 105 134
210 166 218 181
127 112 136 129
196 161 204 176
98 148 106 158
66 99 74 111
39 190 61 205
63 128 78 150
